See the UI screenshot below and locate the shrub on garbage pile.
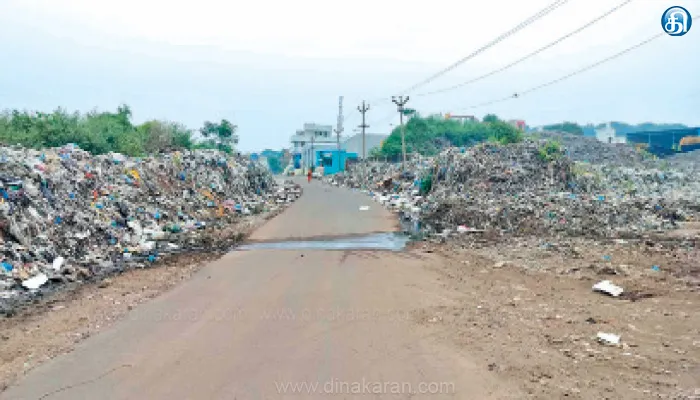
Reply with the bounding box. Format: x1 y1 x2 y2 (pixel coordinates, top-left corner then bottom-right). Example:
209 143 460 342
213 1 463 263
487 120 523 145
419 174 433 195
537 140 563 162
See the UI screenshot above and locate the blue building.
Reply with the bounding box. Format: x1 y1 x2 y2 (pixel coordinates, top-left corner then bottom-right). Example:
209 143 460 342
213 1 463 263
307 148 357 175
626 127 700 156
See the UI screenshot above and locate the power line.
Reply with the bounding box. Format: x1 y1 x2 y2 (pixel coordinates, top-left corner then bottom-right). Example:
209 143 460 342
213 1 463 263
416 0 633 97
398 0 571 95
369 109 396 127
449 31 667 113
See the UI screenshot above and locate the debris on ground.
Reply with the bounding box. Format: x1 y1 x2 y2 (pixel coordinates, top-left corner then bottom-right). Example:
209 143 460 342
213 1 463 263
596 332 621 346
329 135 700 398
328 137 700 240
0 145 301 314
592 280 624 297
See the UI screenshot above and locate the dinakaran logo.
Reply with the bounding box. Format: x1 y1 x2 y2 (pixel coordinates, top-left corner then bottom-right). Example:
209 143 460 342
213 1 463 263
662 6 692 36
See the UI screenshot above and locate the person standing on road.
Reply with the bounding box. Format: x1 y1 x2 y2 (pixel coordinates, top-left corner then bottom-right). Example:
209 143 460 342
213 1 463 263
307 168 312 183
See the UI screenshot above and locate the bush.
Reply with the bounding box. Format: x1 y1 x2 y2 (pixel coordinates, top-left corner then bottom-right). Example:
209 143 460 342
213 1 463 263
488 120 523 144
419 174 433 195
0 105 226 156
537 140 563 162
377 114 522 158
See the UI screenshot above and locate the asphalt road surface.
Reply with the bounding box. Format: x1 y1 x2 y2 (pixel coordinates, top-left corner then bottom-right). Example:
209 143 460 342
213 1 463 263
1 180 515 399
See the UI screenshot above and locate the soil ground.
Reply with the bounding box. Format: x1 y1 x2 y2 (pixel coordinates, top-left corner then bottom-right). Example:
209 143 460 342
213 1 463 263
412 233 700 399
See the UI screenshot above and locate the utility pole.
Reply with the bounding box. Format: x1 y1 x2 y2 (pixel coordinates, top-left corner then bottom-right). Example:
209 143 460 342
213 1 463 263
334 96 344 172
310 135 315 171
357 101 370 160
392 95 410 169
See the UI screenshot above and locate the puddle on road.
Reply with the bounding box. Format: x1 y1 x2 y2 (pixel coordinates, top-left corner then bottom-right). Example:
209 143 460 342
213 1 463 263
237 233 409 252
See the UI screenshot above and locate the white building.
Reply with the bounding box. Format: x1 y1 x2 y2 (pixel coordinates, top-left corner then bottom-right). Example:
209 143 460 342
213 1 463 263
290 123 335 154
595 122 627 144
289 123 336 171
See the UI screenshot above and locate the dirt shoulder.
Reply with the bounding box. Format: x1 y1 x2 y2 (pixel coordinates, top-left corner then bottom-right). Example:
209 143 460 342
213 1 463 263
411 235 700 399
0 212 277 391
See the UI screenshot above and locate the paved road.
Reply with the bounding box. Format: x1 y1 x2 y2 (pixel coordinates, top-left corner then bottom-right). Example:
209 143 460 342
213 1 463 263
2 180 514 399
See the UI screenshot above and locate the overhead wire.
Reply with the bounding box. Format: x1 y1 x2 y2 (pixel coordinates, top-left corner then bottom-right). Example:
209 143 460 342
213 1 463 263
415 0 634 97
398 0 572 95
447 31 668 113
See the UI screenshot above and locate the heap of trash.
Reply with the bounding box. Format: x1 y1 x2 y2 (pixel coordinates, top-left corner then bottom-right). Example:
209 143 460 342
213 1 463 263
0 144 300 309
533 131 651 166
328 138 700 239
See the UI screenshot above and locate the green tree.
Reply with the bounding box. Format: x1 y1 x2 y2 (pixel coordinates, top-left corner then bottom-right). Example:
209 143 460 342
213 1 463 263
376 114 522 158
200 119 239 152
0 105 196 156
489 120 523 144
483 114 500 124
542 122 584 135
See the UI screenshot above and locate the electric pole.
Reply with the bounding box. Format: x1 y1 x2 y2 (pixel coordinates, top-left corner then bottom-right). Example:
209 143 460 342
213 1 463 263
334 96 344 171
310 135 315 171
357 101 370 160
392 95 410 169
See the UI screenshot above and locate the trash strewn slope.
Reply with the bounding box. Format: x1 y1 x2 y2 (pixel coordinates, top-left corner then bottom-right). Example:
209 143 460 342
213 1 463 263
0 145 299 311
329 137 700 239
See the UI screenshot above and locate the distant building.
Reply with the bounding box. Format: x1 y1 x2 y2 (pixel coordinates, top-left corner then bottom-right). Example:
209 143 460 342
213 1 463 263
626 127 700 156
507 119 526 131
342 133 388 159
290 123 335 155
595 122 627 144
290 123 336 170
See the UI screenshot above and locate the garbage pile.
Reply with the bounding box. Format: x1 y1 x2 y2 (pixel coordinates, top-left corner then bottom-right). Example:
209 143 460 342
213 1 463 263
0 145 300 308
534 131 650 166
328 140 700 239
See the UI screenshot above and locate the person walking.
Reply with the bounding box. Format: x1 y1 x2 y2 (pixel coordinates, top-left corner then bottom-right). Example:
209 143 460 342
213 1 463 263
307 168 312 183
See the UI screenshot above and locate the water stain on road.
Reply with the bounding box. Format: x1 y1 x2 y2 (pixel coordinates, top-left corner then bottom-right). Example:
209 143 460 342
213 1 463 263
237 233 409 252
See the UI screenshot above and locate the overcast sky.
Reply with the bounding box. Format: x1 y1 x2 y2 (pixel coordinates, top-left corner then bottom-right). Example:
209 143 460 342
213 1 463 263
1 0 698 151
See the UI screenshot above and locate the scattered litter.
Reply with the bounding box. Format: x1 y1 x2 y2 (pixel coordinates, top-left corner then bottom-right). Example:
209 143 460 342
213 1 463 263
1 262 12 272
52 256 65 271
22 273 49 290
359 206 370 211
597 332 621 346
651 265 660 272
593 280 624 297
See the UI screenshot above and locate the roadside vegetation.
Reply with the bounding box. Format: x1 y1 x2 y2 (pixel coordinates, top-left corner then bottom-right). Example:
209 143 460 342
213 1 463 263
0 104 238 156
